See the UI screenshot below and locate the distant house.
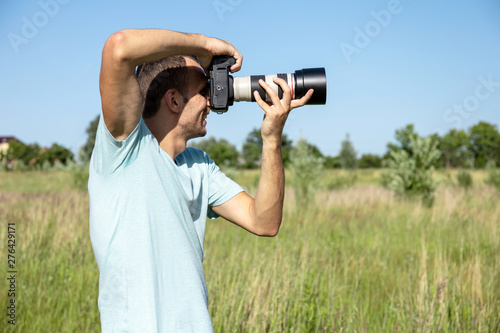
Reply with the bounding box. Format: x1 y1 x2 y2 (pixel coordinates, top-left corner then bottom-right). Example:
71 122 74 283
0 136 23 154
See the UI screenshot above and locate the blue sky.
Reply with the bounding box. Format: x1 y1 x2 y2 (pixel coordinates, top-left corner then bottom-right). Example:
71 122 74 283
1 0 499 158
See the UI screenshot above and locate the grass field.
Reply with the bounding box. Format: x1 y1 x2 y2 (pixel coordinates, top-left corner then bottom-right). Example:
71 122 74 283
0 170 498 332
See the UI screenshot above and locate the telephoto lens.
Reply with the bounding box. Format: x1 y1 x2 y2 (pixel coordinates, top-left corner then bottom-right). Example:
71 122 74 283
233 68 327 105
208 56 327 113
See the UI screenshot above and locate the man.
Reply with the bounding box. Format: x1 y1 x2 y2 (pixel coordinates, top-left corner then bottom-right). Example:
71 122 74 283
89 29 313 332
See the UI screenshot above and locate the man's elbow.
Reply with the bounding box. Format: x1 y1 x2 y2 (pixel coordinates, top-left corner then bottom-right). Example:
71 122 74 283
255 220 281 237
103 30 133 63
260 228 279 237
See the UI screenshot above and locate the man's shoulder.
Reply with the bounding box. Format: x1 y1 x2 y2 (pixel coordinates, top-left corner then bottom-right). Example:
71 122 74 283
181 147 211 163
90 116 155 175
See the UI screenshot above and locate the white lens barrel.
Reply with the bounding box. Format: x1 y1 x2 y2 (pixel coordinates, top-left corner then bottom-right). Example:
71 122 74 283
233 74 295 102
264 75 279 102
233 76 252 101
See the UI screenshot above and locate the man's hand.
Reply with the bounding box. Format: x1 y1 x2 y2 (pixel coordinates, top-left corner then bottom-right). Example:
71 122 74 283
196 37 243 74
254 77 314 144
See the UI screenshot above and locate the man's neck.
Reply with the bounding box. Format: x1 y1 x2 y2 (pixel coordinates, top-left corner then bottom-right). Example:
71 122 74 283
144 117 186 161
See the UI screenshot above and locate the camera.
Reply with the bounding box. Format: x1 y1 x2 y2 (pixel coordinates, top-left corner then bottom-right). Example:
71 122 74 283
209 56 327 113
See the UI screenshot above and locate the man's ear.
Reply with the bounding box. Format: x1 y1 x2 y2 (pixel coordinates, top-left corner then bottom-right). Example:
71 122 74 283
163 89 185 113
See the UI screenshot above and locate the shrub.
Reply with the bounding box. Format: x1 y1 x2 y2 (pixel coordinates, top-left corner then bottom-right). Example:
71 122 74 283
381 134 441 207
485 161 500 191
456 170 473 192
72 164 89 191
289 138 325 208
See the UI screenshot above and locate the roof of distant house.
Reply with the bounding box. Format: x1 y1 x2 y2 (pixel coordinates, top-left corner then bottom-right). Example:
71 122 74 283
0 136 23 145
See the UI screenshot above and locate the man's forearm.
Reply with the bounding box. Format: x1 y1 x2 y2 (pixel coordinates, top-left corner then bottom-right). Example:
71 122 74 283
105 29 208 66
252 140 285 236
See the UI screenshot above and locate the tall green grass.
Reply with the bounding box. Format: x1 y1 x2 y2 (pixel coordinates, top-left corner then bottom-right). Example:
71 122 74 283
0 190 99 332
0 170 498 332
206 185 499 332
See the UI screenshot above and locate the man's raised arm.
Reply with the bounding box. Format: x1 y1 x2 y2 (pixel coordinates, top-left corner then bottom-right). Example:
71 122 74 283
99 29 242 140
212 78 314 237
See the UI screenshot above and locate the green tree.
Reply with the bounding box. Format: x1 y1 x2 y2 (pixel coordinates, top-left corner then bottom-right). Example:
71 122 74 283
79 115 100 163
241 129 262 169
39 143 74 166
305 142 324 159
339 133 357 170
281 134 293 167
468 121 500 168
439 129 470 168
386 124 416 157
190 137 239 168
241 128 293 169
1 140 40 169
358 154 382 168
382 128 441 207
324 156 341 169
1 140 74 170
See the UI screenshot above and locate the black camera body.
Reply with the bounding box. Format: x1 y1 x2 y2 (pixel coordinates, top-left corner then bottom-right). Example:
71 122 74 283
209 56 236 113
208 56 327 113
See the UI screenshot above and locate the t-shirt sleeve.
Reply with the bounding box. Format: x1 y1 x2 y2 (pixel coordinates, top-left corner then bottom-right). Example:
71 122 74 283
91 115 150 174
207 157 244 219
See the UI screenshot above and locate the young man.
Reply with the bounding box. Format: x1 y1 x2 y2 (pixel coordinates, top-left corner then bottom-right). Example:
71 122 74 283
89 29 313 332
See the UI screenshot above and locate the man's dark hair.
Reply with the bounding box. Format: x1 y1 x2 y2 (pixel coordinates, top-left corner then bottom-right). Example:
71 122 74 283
136 55 198 118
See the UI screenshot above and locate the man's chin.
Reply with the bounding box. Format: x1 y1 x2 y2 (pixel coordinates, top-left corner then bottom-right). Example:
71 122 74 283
199 128 207 137
187 130 207 141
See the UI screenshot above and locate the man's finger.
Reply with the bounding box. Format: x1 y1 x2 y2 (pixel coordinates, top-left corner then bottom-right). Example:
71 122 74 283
291 89 314 109
229 50 243 73
258 79 282 108
272 77 292 107
254 90 271 113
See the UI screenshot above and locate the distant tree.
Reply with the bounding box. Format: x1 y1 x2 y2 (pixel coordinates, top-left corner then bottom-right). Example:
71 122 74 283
1 140 74 170
358 154 382 168
305 142 324 159
324 156 341 169
281 134 293 167
241 129 262 169
190 137 239 168
241 128 293 169
468 121 500 168
39 143 74 166
2 140 40 169
439 129 470 168
386 124 416 157
79 115 100 163
338 133 357 170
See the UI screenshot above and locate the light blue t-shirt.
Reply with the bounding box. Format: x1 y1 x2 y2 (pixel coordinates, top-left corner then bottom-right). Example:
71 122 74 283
88 116 244 332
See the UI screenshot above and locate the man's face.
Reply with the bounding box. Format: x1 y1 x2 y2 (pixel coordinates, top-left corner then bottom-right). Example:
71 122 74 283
178 58 211 140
